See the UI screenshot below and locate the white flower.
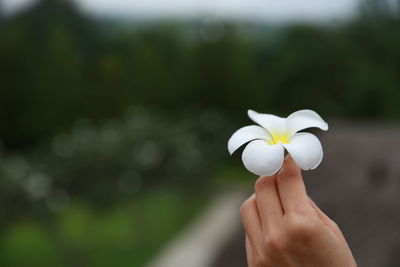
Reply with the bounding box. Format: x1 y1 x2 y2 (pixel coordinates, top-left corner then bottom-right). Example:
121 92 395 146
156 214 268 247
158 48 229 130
228 109 328 176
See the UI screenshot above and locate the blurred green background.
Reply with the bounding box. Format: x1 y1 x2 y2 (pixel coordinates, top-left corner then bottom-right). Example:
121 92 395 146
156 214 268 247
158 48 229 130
0 0 399 266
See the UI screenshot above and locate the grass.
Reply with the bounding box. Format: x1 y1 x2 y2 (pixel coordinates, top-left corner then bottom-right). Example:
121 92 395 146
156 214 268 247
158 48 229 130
0 188 208 267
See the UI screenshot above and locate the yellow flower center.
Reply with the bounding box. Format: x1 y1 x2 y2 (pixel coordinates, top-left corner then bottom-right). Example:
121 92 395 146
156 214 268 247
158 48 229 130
269 133 290 145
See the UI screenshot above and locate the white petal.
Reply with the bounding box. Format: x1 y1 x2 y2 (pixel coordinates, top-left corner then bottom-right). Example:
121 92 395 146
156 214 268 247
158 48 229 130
242 140 284 176
248 110 286 136
286 109 328 135
283 133 323 171
228 125 271 155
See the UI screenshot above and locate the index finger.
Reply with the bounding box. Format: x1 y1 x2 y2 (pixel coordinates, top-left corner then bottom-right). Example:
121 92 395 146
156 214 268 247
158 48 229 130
276 155 310 213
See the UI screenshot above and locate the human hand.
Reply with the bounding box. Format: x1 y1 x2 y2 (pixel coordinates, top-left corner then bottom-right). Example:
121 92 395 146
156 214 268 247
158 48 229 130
240 156 357 267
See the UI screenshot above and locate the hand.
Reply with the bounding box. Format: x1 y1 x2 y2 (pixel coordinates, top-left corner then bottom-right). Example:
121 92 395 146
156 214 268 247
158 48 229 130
240 156 357 267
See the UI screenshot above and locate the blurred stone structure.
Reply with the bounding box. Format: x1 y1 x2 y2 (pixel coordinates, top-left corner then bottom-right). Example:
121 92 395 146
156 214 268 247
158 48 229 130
213 122 400 267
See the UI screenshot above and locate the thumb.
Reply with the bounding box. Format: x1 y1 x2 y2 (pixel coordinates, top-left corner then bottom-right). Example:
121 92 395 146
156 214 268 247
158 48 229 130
276 155 308 213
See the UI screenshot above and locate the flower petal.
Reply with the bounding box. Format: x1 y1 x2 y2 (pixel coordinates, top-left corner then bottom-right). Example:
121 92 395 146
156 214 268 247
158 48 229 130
242 140 284 176
283 133 323 171
248 110 286 136
286 109 328 135
228 125 271 155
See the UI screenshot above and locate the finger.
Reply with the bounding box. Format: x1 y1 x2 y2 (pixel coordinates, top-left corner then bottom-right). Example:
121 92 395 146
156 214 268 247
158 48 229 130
254 175 283 231
245 235 255 267
308 197 351 245
240 194 262 246
276 155 309 213
308 198 333 224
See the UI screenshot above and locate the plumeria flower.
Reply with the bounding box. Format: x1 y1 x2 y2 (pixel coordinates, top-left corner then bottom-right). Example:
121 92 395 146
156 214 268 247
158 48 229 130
228 109 328 176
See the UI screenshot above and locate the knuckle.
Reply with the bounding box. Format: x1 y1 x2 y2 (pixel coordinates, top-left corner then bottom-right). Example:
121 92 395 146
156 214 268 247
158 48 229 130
293 206 312 217
328 218 339 229
287 216 317 240
330 220 341 232
267 238 284 253
239 203 248 216
240 198 253 216
276 167 300 183
265 233 287 253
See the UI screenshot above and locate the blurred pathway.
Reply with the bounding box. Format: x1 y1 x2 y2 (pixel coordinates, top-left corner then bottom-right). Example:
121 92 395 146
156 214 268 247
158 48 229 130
145 191 246 267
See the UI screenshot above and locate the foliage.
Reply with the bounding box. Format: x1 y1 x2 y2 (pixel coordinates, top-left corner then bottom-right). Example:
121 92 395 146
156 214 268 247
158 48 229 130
0 0 400 148
0 106 232 223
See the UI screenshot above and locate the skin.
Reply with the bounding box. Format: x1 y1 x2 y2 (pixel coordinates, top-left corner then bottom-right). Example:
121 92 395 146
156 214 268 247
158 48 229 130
240 156 357 267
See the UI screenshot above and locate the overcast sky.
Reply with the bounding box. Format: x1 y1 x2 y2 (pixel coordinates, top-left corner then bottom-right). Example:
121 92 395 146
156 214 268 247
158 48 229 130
2 0 361 23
